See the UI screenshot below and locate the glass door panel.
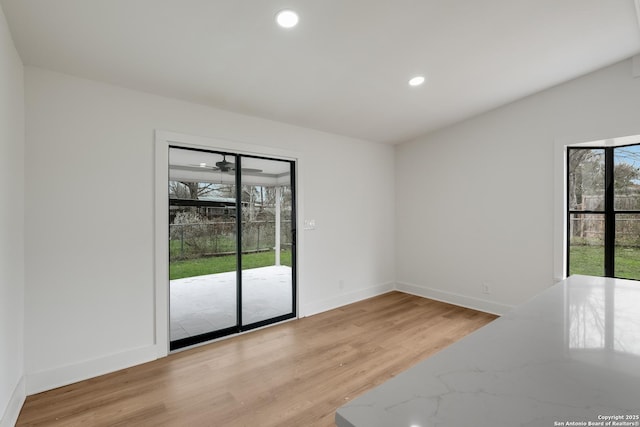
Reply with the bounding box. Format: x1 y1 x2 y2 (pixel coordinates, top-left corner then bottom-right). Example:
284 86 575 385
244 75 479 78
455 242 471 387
168 147 239 348
567 148 605 277
613 144 640 211
613 145 640 280
615 214 640 280
568 213 605 277
239 156 296 327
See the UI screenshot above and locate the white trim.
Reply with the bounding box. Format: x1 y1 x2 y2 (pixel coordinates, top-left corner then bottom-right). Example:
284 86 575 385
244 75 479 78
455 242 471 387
154 130 304 355
553 138 569 283
567 134 640 148
26 345 157 395
0 376 25 427
154 133 170 357
395 282 513 316
300 282 395 317
157 130 301 161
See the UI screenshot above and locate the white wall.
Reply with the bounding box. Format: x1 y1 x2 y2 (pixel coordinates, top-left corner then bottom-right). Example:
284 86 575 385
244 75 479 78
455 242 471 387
0 3 25 426
24 67 395 393
396 58 640 314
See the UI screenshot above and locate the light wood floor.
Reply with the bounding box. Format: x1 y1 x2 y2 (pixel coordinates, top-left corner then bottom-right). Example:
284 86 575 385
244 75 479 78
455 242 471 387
17 291 497 427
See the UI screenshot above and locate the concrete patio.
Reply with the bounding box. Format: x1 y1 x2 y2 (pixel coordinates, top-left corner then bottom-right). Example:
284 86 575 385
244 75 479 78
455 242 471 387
170 265 293 341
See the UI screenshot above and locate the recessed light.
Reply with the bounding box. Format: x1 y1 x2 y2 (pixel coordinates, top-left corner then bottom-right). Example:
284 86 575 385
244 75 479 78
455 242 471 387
408 75 426 87
199 163 207 167
276 10 299 28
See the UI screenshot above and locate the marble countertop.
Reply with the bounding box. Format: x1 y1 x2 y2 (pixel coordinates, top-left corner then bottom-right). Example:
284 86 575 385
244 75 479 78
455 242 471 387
336 275 640 427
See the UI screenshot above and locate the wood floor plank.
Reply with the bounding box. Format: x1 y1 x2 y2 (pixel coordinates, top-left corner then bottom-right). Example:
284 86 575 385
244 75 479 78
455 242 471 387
16 291 497 427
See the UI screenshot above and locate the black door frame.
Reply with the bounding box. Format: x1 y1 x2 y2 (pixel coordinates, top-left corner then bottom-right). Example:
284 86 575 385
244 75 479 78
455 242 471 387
169 145 297 350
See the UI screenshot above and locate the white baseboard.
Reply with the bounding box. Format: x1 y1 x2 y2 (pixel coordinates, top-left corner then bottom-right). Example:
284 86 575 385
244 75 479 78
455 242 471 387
26 345 159 395
0 375 25 427
300 282 395 317
396 281 513 316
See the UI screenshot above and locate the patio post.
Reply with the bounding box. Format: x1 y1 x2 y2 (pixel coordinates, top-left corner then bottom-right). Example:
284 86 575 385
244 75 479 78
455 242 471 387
275 186 281 266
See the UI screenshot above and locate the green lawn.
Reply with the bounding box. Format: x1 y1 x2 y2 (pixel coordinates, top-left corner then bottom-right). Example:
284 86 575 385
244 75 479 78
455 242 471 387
570 245 640 280
171 245 638 282
170 250 292 280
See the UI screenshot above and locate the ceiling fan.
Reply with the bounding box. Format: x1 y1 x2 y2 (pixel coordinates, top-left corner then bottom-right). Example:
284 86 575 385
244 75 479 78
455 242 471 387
184 155 262 173
214 155 237 172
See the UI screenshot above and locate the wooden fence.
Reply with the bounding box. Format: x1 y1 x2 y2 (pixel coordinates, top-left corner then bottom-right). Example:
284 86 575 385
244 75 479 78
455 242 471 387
169 220 292 259
570 211 640 247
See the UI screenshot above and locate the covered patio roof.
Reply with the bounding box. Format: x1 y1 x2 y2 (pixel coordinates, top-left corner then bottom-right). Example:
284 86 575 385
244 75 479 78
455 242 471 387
169 148 292 187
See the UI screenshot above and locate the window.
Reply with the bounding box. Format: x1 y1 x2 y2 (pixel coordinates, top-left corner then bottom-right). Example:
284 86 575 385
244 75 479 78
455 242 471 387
567 144 640 280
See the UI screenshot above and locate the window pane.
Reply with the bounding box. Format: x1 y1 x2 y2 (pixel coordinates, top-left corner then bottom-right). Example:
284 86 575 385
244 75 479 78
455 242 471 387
240 156 295 326
168 148 239 342
614 145 640 211
615 214 640 280
569 213 604 276
568 149 605 211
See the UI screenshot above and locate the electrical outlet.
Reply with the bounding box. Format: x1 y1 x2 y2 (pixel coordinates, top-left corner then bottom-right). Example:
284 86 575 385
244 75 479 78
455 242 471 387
339 279 345 290
481 283 491 294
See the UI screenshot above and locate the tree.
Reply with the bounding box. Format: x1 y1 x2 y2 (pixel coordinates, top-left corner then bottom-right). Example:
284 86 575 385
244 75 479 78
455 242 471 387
169 181 219 200
568 149 604 210
614 162 640 195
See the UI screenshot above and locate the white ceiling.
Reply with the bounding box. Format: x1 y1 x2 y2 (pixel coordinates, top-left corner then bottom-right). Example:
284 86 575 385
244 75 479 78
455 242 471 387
2 0 640 144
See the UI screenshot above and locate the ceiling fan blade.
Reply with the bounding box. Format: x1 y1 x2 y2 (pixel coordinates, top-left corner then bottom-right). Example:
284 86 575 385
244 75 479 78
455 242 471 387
170 163 262 174
172 164 211 171
171 164 226 172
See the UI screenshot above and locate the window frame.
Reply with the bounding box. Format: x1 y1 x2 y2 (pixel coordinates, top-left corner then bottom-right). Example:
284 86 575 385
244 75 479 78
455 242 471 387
566 143 640 280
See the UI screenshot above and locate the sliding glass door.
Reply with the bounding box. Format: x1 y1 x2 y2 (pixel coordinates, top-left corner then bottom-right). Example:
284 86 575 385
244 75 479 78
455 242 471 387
240 156 295 328
168 147 296 350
